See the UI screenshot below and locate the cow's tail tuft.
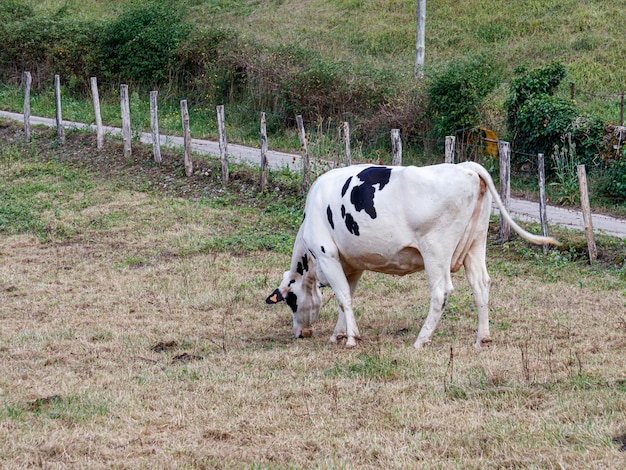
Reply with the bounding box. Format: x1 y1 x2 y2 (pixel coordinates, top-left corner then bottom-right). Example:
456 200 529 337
459 161 560 246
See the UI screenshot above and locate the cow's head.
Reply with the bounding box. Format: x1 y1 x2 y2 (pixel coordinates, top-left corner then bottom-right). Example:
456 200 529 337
266 264 322 339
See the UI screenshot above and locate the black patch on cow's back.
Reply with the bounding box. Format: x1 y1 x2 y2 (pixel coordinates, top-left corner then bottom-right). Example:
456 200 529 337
357 167 392 190
344 213 360 236
320 246 326 253
326 205 334 229
286 292 298 313
341 176 353 197
348 166 392 220
341 205 346 218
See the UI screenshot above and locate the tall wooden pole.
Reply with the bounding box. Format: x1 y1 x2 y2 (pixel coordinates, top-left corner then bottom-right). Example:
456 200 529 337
343 121 351 166
296 115 311 193
391 129 402 166
414 0 426 78
120 84 131 158
23 71 31 142
54 75 65 144
90 77 104 149
181 100 193 177
217 105 229 185
260 112 268 192
150 91 161 163
537 153 549 254
498 141 511 242
577 165 597 263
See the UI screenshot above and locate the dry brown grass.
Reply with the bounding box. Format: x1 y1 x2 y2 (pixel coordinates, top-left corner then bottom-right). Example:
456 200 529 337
1 123 626 468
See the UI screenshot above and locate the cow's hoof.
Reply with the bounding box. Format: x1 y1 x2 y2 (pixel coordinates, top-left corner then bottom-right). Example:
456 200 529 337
474 336 492 349
330 333 346 344
413 338 430 349
300 328 313 338
345 337 358 348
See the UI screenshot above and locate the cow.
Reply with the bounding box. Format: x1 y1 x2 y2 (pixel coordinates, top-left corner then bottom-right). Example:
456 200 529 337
266 162 559 349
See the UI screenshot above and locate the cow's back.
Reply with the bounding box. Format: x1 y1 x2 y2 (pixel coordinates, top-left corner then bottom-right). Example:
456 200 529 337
301 164 489 275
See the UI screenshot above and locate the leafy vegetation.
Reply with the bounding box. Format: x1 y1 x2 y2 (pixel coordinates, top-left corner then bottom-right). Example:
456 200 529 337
428 53 503 138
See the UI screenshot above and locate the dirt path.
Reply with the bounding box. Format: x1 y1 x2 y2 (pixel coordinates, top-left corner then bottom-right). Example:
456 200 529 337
2 110 625 238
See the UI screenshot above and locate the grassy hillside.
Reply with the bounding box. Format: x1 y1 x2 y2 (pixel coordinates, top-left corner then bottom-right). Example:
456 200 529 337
30 0 625 122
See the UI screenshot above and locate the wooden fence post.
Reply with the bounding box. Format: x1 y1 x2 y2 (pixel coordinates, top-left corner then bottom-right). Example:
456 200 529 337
260 112 268 192
391 129 402 166
180 100 193 177
296 115 311 193
217 105 229 185
621 91 624 125
445 135 455 164
23 71 31 143
343 121 351 166
537 153 549 253
90 77 104 149
149 91 161 164
54 75 65 144
498 140 511 242
120 84 131 158
577 165 597 263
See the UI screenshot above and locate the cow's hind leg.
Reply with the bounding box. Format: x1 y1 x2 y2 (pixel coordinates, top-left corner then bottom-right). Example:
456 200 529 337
464 238 491 348
414 259 454 349
330 271 363 344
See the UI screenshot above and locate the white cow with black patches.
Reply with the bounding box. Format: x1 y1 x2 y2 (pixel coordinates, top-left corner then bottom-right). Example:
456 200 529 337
267 162 559 348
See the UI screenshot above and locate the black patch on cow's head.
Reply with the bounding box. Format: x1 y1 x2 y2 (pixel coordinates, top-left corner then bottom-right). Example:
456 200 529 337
286 292 298 313
341 176 353 197
344 212 360 236
320 245 326 253
326 205 334 230
266 288 284 304
347 167 392 220
308 249 316 260
341 205 346 218
296 254 309 275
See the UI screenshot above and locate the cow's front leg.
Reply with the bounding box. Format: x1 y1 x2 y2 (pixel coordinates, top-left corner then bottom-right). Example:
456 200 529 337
317 260 360 347
330 308 346 344
414 264 453 349
329 271 363 345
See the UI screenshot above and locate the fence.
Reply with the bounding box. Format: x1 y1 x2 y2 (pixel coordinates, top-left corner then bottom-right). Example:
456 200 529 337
15 71 603 261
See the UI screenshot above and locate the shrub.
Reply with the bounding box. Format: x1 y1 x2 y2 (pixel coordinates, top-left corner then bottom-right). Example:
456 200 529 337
603 158 626 202
100 0 191 86
0 13 103 90
427 53 503 138
506 63 605 173
505 62 567 131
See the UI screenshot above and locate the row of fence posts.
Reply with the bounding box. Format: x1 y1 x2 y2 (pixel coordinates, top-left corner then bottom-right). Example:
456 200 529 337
19 72 597 262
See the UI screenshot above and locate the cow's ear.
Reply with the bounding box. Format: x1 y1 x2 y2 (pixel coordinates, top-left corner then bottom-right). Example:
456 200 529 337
266 288 285 304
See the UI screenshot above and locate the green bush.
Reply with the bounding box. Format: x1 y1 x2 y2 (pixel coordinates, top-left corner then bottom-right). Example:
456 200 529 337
0 13 103 90
506 63 605 172
603 158 626 202
505 62 566 131
427 53 503 138
101 0 191 85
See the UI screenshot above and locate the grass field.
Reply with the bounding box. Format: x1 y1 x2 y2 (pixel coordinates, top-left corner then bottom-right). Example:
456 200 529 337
1 120 626 467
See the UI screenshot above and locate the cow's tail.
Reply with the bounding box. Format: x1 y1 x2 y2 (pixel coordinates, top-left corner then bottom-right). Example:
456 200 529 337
459 161 560 246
